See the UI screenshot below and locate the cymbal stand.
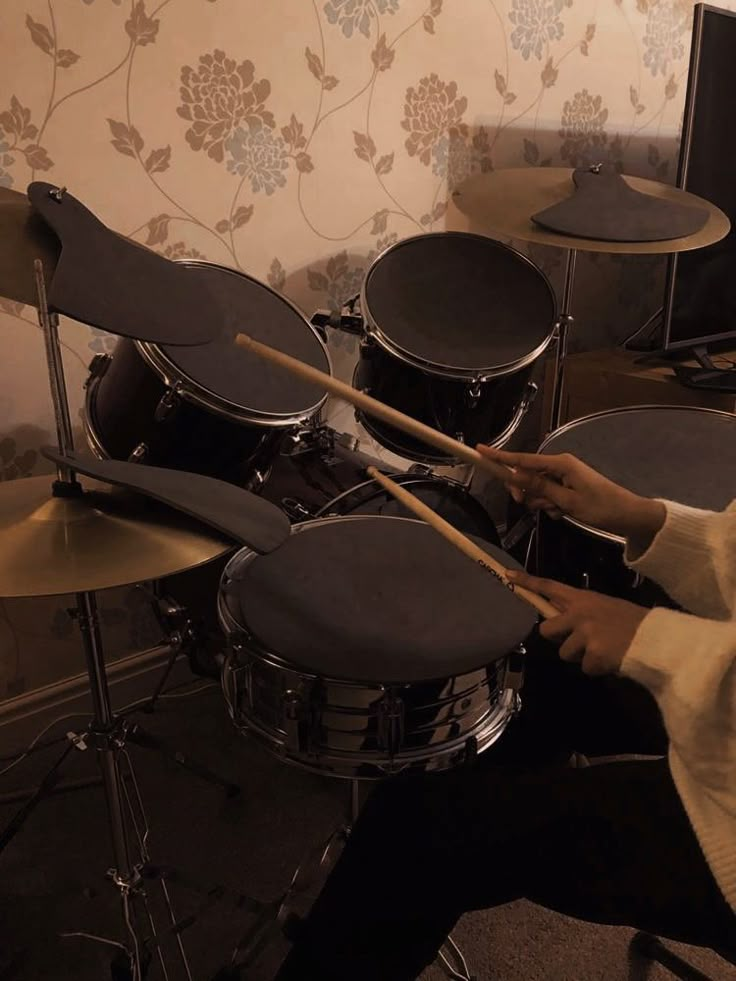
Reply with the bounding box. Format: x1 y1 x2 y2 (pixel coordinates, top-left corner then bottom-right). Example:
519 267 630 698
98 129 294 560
548 247 577 433
21 246 194 978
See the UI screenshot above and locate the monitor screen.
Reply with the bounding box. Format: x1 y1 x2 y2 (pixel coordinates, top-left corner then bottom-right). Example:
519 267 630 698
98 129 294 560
663 3 736 351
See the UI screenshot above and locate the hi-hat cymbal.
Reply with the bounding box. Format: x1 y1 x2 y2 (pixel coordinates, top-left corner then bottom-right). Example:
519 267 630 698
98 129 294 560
451 168 730 254
0 474 233 598
0 186 60 307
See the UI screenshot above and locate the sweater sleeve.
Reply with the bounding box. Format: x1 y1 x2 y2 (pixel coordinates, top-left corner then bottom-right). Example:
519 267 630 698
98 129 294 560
623 500 736 621
620 609 736 796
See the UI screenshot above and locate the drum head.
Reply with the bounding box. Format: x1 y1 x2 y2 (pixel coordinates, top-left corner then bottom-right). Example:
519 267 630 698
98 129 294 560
362 233 555 373
223 516 536 684
159 262 329 417
540 406 736 511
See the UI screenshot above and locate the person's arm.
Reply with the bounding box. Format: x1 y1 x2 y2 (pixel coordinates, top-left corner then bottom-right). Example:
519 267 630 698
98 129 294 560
624 500 736 622
476 445 736 621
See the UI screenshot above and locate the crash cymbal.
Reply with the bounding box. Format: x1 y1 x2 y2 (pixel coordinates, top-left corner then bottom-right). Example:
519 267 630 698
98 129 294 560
451 168 730 254
0 474 233 598
0 186 59 307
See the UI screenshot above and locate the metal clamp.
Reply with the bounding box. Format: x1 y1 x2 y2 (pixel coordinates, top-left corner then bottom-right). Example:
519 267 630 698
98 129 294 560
311 308 363 337
86 353 111 385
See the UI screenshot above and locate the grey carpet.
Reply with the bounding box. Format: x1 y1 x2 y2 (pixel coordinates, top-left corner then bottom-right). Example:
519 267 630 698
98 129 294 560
0 685 732 981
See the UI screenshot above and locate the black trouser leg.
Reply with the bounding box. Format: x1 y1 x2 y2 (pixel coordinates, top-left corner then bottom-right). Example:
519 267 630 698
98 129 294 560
275 651 733 981
276 758 733 981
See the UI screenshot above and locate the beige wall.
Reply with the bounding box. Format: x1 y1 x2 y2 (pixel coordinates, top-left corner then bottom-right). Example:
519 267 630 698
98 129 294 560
0 0 727 699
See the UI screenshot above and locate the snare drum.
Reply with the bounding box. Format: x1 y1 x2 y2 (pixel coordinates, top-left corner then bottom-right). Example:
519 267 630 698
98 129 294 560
536 406 736 601
219 515 535 778
84 261 330 486
353 233 556 463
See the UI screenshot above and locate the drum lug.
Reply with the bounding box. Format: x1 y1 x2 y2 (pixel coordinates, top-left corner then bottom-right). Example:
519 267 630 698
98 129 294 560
282 679 323 756
465 379 483 407
128 442 149 463
407 463 433 477
376 688 405 757
86 353 111 385
155 384 182 423
282 689 304 751
503 645 526 692
488 381 539 450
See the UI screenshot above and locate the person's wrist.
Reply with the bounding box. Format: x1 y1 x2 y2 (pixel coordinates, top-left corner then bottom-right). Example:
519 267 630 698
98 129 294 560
618 497 666 550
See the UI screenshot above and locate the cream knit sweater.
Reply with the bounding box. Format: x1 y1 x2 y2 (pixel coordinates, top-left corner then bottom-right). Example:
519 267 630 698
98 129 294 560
622 499 736 915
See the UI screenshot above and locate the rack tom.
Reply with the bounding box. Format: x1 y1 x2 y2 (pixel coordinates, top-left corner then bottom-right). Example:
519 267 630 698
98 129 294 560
84 261 330 487
353 233 556 463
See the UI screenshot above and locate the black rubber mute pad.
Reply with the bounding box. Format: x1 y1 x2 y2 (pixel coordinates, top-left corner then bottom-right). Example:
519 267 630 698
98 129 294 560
42 448 290 554
224 516 537 684
532 165 708 242
28 182 220 345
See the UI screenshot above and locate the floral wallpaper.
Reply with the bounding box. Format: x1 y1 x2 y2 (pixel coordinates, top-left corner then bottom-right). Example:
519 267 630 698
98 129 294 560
0 0 730 700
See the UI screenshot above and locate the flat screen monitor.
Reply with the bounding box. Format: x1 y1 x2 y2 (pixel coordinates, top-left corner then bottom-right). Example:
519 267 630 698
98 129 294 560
662 3 736 352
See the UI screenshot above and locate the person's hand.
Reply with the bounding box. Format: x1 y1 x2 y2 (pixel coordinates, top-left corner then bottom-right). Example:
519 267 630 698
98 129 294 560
477 444 665 550
507 569 649 675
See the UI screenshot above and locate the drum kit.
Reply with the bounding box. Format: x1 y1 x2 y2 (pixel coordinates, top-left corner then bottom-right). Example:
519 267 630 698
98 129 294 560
0 165 733 980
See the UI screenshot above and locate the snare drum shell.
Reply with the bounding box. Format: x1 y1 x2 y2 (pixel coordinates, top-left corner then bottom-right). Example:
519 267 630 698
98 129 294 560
85 337 280 482
219 621 514 779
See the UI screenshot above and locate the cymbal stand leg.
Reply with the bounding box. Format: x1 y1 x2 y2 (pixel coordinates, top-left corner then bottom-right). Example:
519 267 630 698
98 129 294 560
34 258 76 485
119 747 191 981
548 247 577 434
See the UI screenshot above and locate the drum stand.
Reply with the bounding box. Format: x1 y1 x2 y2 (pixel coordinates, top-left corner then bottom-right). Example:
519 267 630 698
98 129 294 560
547 247 577 434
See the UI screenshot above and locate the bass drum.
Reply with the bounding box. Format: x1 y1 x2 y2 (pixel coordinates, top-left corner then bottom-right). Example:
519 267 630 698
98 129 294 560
535 405 736 603
84 260 330 486
316 471 500 545
354 232 556 463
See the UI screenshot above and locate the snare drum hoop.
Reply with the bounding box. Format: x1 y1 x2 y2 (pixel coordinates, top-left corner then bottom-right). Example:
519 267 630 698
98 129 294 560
360 232 557 382
136 260 332 427
538 404 736 545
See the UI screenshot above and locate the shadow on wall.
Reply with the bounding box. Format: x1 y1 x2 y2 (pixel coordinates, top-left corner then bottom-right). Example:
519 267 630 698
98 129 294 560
275 126 682 359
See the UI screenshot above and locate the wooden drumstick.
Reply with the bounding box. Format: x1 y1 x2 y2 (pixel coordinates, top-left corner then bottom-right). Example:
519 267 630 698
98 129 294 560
365 466 559 620
235 333 511 483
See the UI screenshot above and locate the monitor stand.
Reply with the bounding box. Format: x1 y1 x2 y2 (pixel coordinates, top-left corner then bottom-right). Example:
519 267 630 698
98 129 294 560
672 343 736 392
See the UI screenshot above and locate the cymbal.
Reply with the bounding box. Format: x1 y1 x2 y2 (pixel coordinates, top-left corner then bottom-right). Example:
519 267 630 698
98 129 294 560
451 168 730 254
0 474 233 598
43 447 291 554
0 186 60 307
